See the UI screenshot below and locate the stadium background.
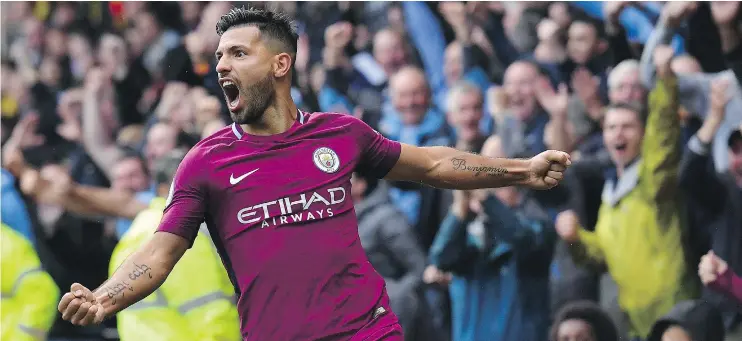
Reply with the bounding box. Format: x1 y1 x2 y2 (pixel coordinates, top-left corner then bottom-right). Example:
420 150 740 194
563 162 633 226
1 1 742 341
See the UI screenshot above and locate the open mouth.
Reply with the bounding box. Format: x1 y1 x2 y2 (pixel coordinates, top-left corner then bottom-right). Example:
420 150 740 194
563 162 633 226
221 80 241 110
614 143 627 152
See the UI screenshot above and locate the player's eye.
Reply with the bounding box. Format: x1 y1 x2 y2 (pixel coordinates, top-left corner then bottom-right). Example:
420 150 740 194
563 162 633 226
235 51 246 58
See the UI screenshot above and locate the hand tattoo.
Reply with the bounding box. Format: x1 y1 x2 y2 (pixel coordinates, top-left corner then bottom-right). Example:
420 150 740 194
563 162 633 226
451 158 509 177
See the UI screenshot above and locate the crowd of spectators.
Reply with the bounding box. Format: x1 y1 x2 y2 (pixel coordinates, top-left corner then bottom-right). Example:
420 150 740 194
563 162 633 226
1 2 742 341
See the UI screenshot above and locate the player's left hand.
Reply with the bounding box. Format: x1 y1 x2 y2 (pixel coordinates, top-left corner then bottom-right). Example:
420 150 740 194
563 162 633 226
526 150 571 190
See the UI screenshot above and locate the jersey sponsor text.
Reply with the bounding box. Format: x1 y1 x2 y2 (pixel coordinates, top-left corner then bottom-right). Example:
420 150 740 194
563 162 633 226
236 187 347 228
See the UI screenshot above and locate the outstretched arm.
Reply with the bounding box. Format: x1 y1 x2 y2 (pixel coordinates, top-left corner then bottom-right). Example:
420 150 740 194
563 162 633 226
6 151 147 220
352 115 569 189
59 147 209 326
95 232 189 313
385 144 571 190
58 232 190 325
69 185 148 220
640 45 681 201
2 115 147 220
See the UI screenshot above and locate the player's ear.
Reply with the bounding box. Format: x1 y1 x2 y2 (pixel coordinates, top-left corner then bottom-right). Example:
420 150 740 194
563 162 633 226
273 52 292 78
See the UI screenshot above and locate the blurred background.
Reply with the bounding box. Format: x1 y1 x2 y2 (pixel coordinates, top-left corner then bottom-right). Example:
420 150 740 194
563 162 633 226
1 1 742 341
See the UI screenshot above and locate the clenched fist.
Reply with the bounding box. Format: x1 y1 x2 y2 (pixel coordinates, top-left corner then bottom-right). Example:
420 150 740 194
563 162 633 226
58 283 107 326
555 210 580 242
526 150 572 190
698 251 728 286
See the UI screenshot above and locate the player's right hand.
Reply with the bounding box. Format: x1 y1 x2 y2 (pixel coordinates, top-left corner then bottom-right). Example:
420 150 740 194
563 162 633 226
555 210 580 242
58 283 107 326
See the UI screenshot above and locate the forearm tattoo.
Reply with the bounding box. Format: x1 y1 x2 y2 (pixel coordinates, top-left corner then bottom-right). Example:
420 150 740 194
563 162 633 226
101 281 133 306
101 262 152 305
450 158 509 177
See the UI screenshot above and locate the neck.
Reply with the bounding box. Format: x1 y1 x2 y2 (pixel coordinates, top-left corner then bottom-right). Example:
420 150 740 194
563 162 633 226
616 164 625 177
240 94 298 136
616 160 634 177
615 155 640 177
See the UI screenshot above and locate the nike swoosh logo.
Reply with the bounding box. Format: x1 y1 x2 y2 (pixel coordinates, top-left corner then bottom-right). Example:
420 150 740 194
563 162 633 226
229 168 259 185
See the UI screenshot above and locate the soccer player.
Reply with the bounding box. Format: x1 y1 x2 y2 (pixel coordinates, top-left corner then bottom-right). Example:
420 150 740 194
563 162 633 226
57 7 571 340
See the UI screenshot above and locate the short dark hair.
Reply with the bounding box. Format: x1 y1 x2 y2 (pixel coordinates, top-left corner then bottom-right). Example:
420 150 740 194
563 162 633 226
118 147 150 178
175 130 199 150
216 7 298 58
605 101 647 126
550 300 618 341
571 12 607 40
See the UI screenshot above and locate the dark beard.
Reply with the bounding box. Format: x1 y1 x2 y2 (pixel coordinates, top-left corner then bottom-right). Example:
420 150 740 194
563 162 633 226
231 73 275 124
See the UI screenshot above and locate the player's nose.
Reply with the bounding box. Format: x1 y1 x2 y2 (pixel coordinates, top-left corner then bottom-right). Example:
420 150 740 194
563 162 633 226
216 58 231 75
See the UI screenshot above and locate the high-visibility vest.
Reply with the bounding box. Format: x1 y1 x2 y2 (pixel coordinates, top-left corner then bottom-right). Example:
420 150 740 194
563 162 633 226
111 197 241 341
1 223 59 341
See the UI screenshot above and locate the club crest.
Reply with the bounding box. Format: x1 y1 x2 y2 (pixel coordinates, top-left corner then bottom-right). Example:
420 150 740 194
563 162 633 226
313 147 340 173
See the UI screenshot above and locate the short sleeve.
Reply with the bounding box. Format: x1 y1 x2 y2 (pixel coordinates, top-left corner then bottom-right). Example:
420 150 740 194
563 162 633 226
157 148 208 246
353 117 402 178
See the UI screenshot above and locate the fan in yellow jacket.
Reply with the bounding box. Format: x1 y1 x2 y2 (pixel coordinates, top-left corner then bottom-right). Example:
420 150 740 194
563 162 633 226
1 223 59 341
110 149 240 341
555 46 699 338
